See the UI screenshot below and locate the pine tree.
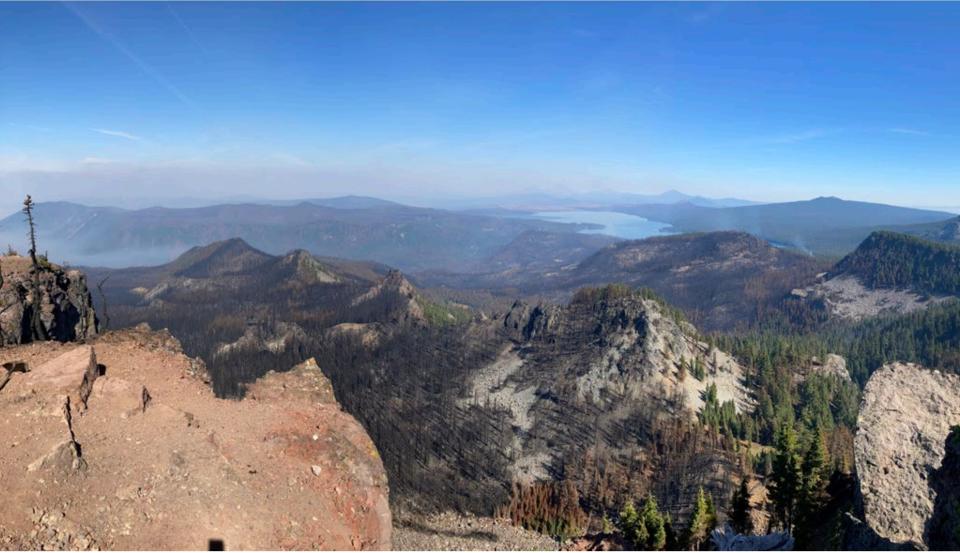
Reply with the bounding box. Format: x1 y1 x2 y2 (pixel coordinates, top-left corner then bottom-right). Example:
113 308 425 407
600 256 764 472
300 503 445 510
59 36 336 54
684 487 716 550
640 495 667 550
728 477 754 535
795 429 830 546
619 496 667 550
22 195 47 341
769 425 803 532
620 500 641 545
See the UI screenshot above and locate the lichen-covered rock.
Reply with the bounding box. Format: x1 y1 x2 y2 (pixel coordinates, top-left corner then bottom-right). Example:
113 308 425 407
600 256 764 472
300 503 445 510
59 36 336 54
855 362 960 548
0 256 97 346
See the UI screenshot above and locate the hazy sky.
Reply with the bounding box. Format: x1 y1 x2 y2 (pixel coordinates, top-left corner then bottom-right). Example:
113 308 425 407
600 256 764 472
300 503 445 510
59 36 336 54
2 2 960 215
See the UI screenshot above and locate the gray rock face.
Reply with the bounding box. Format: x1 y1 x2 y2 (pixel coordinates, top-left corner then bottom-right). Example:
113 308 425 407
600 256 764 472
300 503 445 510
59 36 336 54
0 256 98 345
855 363 960 548
469 291 753 520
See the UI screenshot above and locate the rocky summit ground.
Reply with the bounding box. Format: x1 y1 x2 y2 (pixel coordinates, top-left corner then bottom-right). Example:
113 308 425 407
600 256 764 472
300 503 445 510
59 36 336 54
0 327 390 550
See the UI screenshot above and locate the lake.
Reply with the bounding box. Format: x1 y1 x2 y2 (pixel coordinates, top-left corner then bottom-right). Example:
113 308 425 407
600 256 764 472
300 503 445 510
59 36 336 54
531 210 673 240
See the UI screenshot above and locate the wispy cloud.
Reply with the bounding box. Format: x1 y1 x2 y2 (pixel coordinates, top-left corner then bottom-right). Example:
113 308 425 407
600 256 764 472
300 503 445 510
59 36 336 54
887 127 930 137
64 3 196 109
80 156 117 165
92 128 142 141
6 122 54 134
166 4 210 59
762 128 839 145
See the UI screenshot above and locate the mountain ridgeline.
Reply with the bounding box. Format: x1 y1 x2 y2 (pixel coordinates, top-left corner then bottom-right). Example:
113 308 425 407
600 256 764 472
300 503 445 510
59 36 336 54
618 197 957 257
0 200 590 271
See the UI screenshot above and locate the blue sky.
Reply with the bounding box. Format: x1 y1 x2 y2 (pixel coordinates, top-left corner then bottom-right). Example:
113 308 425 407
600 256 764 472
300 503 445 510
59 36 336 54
2 2 960 213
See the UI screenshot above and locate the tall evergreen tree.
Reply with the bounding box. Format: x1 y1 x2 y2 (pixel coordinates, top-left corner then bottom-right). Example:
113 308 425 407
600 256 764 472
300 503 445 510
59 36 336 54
795 429 830 546
728 477 754 535
640 495 667 550
619 495 667 550
769 425 803 532
22 195 47 341
684 487 717 550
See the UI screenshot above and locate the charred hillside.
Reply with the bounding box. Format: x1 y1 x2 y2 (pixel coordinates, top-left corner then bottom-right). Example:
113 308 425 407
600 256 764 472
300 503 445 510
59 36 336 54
88 243 758 526
84 238 465 397
323 285 755 522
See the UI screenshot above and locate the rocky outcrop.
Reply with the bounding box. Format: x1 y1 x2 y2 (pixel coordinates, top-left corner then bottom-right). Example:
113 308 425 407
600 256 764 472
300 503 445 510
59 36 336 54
214 320 307 358
855 363 960 549
351 270 425 323
0 256 98 346
494 291 752 416
0 331 391 550
793 353 852 383
465 287 752 518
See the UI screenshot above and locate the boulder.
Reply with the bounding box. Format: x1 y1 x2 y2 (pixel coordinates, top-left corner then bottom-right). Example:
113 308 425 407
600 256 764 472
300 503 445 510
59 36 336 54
14 346 98 410
855 363 960 548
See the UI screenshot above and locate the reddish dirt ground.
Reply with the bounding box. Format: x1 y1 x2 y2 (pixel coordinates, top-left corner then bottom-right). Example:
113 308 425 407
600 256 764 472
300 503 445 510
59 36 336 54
0 328 391 551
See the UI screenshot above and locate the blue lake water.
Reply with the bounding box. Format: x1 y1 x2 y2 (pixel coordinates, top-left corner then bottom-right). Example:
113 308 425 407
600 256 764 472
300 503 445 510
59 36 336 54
531 210 673 240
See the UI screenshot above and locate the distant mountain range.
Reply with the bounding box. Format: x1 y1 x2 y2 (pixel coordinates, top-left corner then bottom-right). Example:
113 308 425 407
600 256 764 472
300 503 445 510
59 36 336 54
0 198 587 271
441 189 759 211
3 194 958 272
617 197 958 257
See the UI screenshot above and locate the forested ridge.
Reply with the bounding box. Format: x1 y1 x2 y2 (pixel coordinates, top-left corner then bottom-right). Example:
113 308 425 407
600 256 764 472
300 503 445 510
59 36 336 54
835 231 960 295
